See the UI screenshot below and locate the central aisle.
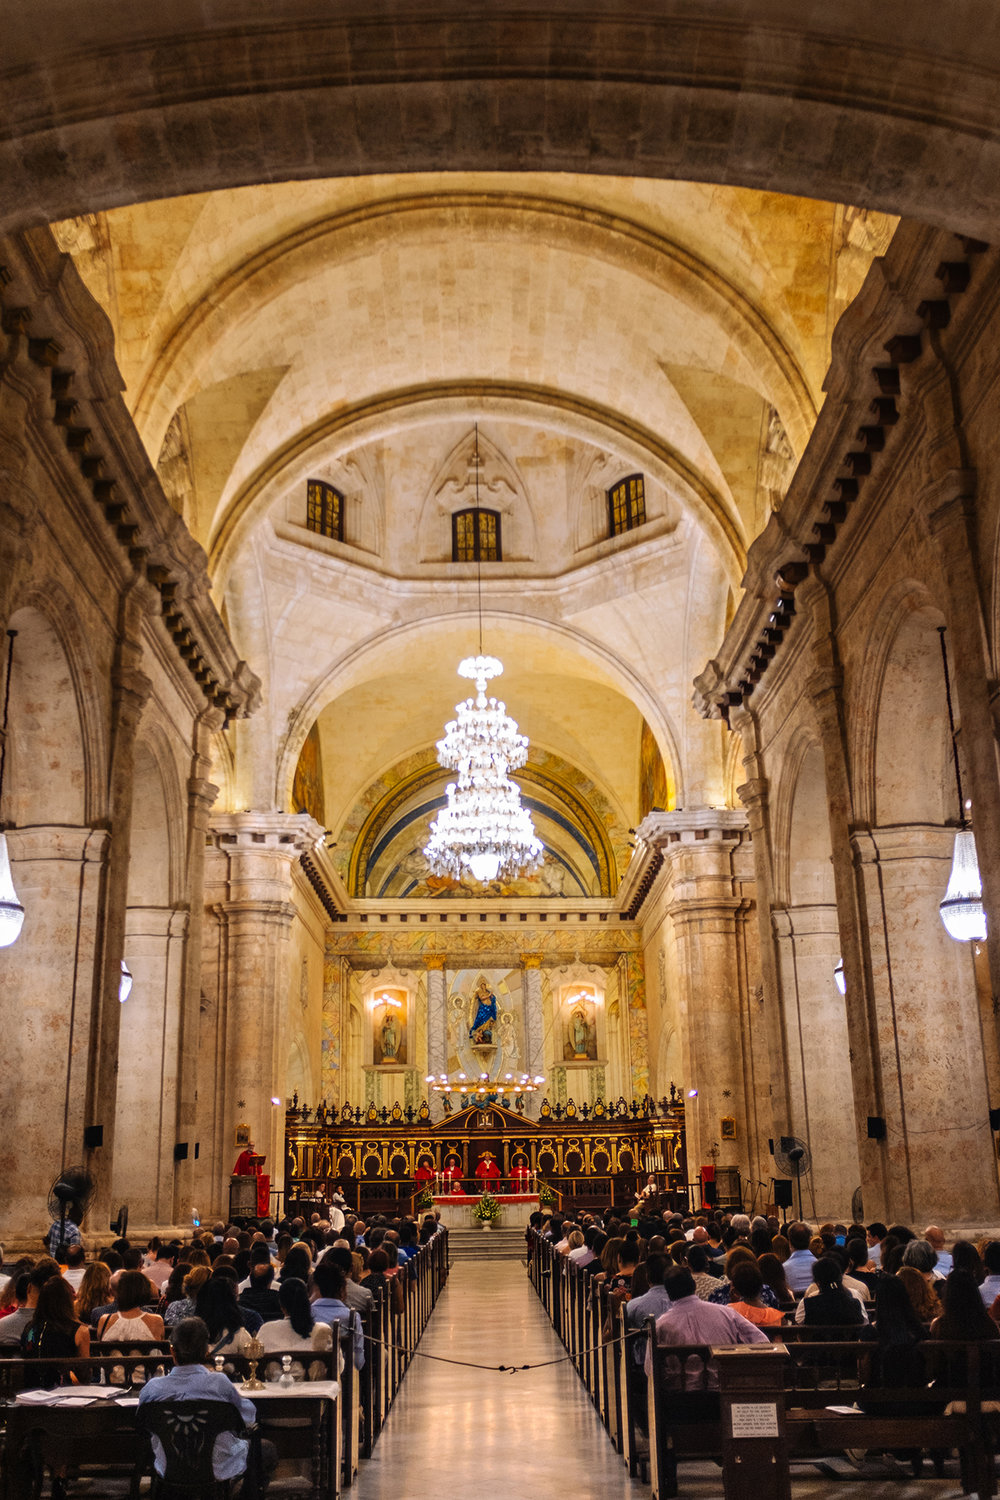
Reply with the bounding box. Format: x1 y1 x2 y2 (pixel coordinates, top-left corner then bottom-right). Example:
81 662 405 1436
354 1258 650 1498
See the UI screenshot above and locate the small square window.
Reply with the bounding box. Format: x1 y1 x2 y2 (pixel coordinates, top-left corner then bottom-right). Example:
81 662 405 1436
452 508 501 562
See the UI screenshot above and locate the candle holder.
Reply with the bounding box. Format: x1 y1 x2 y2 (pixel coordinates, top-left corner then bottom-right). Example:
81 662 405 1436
241 1334 266 1391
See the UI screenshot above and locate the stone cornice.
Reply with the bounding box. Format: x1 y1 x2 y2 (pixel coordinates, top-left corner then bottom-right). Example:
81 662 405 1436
0 228 260 723
694 223 989 724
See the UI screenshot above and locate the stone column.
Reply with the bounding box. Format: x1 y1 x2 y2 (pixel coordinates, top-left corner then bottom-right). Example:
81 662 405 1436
173 708 222 1226
208 811 323 1213
0 826 107 1238
638 808 754 1184
425 958 448 1121
803 580 891 1222
771 904 859 1217
732 706 793 1143
86 583 154 1230
925 474 1000 1052
521 954 544 1120
854 825 1000 1223
114 905 188 1231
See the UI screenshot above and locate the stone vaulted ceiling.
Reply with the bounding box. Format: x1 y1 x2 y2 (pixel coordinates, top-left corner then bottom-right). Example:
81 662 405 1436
49 172 894 892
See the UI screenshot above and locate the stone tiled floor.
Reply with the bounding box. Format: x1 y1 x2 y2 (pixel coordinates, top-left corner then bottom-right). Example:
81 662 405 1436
354 1260 970 1500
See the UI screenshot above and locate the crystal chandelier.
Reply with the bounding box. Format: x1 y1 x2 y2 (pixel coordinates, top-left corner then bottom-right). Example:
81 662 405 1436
938 625 987 942
424 654 543 884
423 425 543 886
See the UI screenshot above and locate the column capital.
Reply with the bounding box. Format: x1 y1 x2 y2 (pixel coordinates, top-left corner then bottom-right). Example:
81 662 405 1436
635 806 748 851
521 952 545 969
209 810 325 858
423 954 447 971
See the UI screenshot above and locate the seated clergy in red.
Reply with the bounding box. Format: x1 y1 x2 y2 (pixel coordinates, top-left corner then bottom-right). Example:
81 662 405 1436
414 1159 434 1188
475 1152 501 1187
441 1158 462 1193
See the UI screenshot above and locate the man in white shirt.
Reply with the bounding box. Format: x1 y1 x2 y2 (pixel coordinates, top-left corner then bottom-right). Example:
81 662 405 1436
924 1225 953 1276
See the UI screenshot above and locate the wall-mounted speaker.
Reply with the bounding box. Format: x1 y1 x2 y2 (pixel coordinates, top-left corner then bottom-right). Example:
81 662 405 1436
83 1125 104 1149
867 1115 886 1140
173 1142 188 1161
989 1109 1000 1132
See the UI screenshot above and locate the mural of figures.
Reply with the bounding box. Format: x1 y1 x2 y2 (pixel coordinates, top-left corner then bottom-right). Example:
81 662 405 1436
372 993 407 1064
447 968 522 1083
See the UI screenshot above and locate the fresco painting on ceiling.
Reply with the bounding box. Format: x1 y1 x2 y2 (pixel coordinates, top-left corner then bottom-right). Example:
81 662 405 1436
292 722 325 825
372 989 407 1066
385 814 586 898
638 719 670 821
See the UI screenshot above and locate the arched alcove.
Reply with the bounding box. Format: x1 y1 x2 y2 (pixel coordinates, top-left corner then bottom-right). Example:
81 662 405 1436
867 605 999 1219
774 738 857 1217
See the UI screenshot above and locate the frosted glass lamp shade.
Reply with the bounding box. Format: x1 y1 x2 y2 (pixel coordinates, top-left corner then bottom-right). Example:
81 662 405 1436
833 956 846 995
940 827 988 942
118 958 133 1003
468 852 501 883
0 831 24 948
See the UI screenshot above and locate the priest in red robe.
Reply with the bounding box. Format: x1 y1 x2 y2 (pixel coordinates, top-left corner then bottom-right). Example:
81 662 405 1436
475 1152 501 1189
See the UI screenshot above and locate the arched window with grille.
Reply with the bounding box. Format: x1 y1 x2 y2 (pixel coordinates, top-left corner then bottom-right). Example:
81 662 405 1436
306 479 344 541
607 473 646 537
452 508 501 562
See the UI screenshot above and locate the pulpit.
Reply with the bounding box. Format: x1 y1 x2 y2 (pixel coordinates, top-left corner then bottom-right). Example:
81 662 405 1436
231 1150 270 1218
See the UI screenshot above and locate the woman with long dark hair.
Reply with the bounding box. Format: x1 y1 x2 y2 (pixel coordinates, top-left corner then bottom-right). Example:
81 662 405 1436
257 1277 333 1352
798 1258 865 1330
279 1244 313 1284
194 1276 253 1357
22 1276 89 1383
930 1270 1000 1342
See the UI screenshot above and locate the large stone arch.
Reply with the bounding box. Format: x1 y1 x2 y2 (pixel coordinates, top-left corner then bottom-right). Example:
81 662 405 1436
273 608 685 819
846 581 951 831
5 7 1000 237
6 590 108 826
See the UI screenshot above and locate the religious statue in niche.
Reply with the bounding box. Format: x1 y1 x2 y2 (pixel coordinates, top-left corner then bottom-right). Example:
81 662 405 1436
564 1003 597 1061
469 977 498 1047
373 994 407 1065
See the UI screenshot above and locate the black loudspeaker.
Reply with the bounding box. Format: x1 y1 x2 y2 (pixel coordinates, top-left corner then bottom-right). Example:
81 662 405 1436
989 1109 1000 1132
773 1179 794 1208
703 1180 717 1206
768 1138 775 1156
194 1142 200 1159
867 1115 886 1140
83 1125 104 1149
173 1142 189 1161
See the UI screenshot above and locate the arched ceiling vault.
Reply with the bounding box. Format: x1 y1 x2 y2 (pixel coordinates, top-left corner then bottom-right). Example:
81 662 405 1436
129 192 818 465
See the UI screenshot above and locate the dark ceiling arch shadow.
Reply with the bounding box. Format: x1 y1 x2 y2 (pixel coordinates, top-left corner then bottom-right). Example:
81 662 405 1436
2 7 1000 237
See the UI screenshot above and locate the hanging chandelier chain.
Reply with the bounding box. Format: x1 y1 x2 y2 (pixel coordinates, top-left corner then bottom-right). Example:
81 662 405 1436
475 421 483 657
0 629 16 815
938 624 967 822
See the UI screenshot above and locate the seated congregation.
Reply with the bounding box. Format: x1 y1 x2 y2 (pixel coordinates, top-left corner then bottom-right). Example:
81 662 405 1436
0 1207 448 1495
530 1208 1000 1495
